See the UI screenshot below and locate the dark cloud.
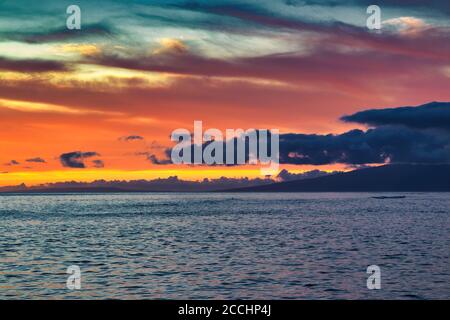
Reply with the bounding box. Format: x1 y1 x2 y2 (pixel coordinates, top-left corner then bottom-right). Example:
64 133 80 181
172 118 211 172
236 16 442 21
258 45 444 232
279 101 450 165
59 151 100 168
147 154 172 165
148 102 450 166
136 151 172 165
0 57 69 73
92 159 104 168
119 135 144 142
4 160 19 166
280 125 450 165
156 130 278 166
341 101 450 130
25 157 46 163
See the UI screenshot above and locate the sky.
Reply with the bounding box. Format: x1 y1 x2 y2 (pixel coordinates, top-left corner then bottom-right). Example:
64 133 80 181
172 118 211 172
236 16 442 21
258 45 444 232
0 0 449 186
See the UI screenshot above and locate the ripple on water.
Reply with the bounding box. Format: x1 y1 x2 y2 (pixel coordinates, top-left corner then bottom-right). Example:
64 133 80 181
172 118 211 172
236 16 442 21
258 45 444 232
0 192 449 299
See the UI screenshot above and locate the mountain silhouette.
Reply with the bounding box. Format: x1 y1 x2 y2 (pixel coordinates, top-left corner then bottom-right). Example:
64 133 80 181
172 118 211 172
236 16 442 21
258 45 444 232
231 164 450 192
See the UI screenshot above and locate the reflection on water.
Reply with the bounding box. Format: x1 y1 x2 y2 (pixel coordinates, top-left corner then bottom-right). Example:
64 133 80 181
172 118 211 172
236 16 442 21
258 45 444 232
0 192 449 299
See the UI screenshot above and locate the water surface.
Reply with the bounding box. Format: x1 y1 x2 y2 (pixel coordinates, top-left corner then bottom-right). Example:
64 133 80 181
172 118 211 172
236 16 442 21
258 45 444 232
0 192 449 299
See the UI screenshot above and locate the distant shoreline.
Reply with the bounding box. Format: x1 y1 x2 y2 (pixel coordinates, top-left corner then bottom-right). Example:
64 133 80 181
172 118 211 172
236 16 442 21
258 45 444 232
2 164 450 193
1 190 450 195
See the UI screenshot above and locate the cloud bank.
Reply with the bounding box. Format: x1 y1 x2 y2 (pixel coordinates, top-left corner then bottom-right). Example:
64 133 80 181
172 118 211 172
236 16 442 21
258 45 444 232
341 101 450 130
152 102 450 166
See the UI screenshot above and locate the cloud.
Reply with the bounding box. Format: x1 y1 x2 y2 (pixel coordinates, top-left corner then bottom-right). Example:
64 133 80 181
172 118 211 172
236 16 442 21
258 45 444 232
284 0 450 15
119 135 144 142
276 169 339 182
55 44 101 57
288 101 450 165
0 57 70 73
146 154 172 165
25 157 46 163
341 101 450 130
92 159 104 168
279 125 450 165
0 98 122 116
0 22 447 125
88 30 449 91
0 175 274 192
59 151 100 168
4 160 19 166
10 23 115 44
148 102 450 166
383 17 429 33
136 151 172 164
153 38 188 55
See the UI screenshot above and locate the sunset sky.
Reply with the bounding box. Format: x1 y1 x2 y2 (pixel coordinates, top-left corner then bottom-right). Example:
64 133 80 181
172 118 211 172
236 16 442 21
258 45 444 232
1 0 449 186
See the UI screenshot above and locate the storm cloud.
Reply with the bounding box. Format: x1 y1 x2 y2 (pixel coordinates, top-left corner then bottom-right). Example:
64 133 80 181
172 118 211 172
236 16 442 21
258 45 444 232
153 102 450 166
281 101 450 165
341 102 450 130
279 126 450 165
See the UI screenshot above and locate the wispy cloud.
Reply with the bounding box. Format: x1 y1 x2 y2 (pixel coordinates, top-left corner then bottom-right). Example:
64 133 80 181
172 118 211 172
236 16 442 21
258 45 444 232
4 23 116 44
0 57 70 73
119 135 144 142
25 157 46 163
0 98 122 116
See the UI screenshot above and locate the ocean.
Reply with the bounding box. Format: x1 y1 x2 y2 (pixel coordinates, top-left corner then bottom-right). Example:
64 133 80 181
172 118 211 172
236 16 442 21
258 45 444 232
0 192 449 299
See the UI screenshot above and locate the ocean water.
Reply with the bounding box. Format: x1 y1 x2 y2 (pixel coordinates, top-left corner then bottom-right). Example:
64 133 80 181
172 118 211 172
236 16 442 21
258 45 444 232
0 192 449 300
